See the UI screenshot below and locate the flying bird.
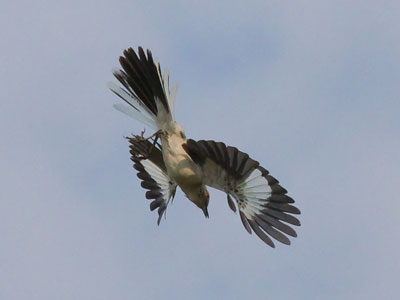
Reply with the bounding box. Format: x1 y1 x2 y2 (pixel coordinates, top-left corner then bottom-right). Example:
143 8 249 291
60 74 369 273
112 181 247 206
108 46 301 247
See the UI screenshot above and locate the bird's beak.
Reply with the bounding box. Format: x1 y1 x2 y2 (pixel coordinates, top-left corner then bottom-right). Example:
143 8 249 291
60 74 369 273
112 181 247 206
202 207 209 218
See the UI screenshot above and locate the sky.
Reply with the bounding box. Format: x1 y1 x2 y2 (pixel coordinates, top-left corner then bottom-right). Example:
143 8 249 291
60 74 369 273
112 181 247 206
1 0 399 299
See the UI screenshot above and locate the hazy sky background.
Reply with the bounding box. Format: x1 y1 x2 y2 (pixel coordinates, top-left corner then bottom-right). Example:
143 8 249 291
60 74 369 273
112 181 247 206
1 1 399 299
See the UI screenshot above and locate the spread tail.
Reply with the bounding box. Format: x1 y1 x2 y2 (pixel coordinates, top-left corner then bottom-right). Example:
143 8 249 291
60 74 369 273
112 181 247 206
108 47 177 130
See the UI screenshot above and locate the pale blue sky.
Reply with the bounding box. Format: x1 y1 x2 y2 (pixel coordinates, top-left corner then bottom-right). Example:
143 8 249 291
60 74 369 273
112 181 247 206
1 1 399 299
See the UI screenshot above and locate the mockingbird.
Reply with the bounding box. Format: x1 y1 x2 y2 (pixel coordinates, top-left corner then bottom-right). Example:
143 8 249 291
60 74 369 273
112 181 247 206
108 47 301 247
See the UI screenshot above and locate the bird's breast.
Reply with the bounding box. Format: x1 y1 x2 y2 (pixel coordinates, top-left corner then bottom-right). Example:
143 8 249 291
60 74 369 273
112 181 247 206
161 133 202 186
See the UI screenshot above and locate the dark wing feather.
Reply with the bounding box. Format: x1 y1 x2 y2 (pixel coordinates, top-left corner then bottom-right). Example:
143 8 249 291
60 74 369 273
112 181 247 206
129 136 177 224
183 139 301 247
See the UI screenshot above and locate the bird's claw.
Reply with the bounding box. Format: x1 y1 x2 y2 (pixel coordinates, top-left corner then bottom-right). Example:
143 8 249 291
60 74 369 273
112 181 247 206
134 130 163 159
138 129 162 142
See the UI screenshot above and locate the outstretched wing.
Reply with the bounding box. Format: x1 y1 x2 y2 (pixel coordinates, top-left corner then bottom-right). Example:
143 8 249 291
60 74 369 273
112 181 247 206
128 136 177 224
183 139 300 247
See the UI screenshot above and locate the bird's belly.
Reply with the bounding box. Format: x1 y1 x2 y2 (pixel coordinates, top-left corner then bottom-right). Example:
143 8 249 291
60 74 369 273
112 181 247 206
162 137 202 186
164 152 201 185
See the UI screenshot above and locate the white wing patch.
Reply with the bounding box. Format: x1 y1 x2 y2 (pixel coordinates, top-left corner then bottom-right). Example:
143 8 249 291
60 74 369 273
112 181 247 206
134 157 177 225
234 169 271 218
182 139 301 247
141 160 173 193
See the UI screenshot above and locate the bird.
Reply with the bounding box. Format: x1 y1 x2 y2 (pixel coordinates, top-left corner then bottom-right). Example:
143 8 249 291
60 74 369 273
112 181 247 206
108 46 301 248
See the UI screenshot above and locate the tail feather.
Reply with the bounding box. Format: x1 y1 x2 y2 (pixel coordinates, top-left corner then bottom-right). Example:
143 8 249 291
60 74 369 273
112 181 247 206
108 81 157 128
109 47 175 129
112 103 157 130
160 66 178 120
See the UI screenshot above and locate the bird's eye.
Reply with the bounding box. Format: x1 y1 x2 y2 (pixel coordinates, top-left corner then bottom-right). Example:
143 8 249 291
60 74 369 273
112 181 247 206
180 131 186 139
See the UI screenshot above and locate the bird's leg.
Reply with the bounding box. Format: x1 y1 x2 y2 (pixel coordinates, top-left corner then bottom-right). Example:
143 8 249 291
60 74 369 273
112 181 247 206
139 129 162 142
148 131 161 155
137 130 163 159
140 128 146 138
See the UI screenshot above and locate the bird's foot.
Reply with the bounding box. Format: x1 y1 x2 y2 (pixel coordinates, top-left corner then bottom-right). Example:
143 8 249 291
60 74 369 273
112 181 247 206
139 129 162 142
136 130 163 159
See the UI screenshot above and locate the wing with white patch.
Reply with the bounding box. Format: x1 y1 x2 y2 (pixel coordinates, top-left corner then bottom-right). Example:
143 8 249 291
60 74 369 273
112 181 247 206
128 136 177 224
183 139 301 247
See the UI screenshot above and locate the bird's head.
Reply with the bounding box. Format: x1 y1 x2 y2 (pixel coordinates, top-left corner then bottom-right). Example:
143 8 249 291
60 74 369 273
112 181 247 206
186 185 210 218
